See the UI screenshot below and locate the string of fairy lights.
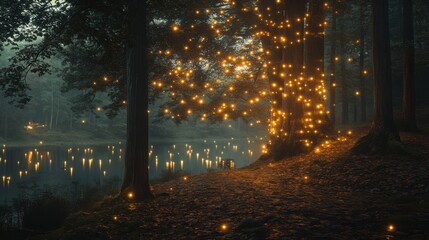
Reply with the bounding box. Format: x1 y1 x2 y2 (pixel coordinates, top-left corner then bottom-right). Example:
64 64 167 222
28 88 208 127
88 0 369 153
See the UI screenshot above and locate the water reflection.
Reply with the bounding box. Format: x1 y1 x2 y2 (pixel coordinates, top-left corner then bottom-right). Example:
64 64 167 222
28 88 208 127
0 136 265 204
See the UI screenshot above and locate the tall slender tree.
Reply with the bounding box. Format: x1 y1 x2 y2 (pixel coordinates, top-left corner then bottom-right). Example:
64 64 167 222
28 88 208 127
402 0 417 131
329 0 337 125
352 0 400 154
339 26 349 125
358 0 368 123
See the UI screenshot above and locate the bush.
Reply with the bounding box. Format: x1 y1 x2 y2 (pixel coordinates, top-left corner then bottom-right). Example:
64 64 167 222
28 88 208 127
0 205 13 230
22 194 70 231
74 187 104 210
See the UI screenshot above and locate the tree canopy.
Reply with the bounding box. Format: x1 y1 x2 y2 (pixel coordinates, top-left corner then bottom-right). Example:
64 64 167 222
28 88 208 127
1 0 332 159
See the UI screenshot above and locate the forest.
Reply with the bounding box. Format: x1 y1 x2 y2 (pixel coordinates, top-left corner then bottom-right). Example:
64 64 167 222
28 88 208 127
1 0 429 239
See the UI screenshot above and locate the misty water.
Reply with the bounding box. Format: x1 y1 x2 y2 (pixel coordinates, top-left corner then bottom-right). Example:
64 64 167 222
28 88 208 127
0 136 265 205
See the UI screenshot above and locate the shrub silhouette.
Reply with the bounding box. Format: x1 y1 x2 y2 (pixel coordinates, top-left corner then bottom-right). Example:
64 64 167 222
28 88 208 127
22 195 70 231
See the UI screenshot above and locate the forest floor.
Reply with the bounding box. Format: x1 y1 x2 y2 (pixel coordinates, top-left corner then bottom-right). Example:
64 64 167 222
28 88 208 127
35 129 429 240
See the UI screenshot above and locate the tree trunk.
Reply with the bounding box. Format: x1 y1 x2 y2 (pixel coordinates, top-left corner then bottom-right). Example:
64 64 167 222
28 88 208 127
359 1 367 123
121 0 153 200
329 0 337 125
352 0 400 154
306 0 325 91
261 0 327 159
353 96 358 122
402 0 417 131
3 104 7 140
70 111 73 130
50 80 54 129
306 0 327 120
339 25 348 125
55 91 60 128
268 0 306 158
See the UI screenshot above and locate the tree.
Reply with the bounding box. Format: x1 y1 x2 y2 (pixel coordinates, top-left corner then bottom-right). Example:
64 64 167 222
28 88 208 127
146 0 329 158
245 0 329 158
402 0 417 131
0 0 155 200
352 0 400 154
328 0 337 125
358 0 369 123
1 0 330 159
1 1 331 204
339 23 349 125
121 0 153 200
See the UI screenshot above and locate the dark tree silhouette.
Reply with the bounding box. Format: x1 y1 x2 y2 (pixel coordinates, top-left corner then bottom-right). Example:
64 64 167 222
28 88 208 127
329 0 337 125
0 0 153 200
121 0 153 200
352 0 400 154
339 26 348 125
358 0 368 123
402 0 417 131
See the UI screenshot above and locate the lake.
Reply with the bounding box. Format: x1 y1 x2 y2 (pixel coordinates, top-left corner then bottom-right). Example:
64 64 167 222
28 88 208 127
0 136 265 205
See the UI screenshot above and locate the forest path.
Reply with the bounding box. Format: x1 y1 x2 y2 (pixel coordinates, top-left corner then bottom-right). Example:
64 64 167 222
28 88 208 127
48 131 429 239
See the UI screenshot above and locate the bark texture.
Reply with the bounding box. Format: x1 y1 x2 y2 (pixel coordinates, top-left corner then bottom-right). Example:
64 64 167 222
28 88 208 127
352 0 400 154
359 1 367 123
402 0 417 131
121 0 153 200
329 0 337 125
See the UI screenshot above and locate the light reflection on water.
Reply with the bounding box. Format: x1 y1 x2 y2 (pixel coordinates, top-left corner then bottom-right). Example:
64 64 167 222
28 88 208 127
0 136 265 204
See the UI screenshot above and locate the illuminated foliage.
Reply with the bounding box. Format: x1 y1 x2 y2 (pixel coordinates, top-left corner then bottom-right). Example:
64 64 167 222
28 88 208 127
1 0 331 157
150 0 330 156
